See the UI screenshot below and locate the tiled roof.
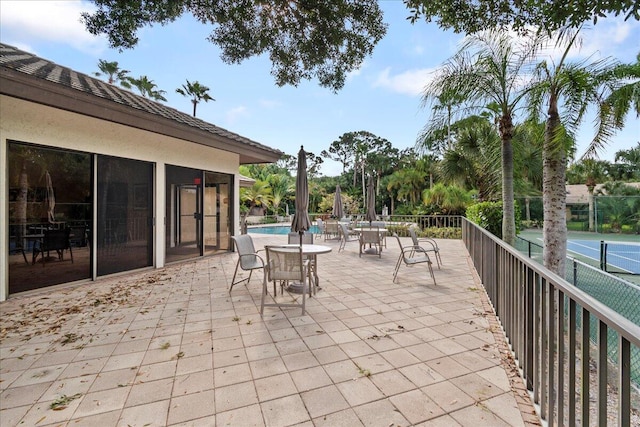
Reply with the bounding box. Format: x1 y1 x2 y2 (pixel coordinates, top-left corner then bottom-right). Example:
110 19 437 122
0 43 283 162
566 182 640 204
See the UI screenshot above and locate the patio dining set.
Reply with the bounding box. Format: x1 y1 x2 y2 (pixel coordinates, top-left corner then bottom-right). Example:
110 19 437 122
230 220 443 317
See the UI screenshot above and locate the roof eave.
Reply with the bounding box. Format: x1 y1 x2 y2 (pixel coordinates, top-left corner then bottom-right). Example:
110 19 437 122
0 67 283 165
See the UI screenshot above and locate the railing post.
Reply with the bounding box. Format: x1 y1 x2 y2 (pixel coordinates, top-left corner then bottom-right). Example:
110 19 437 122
619 337 631 427
597 321 607 427
525 267 534 391
581 308 590 426
462 218 640 427
568 300 576 425
557 289 565 426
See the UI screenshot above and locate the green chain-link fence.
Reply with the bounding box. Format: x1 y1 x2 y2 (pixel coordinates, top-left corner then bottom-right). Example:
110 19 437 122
515 236 640 386
517 196 640 234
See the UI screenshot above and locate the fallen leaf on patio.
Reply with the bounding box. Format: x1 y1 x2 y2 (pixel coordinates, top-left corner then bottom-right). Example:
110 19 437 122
50 393 82 410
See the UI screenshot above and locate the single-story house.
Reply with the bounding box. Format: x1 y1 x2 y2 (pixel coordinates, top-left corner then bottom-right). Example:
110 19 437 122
0 43 282 301
565 182 640 205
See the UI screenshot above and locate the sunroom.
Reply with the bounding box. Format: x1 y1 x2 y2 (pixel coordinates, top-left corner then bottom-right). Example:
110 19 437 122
0 43 282 301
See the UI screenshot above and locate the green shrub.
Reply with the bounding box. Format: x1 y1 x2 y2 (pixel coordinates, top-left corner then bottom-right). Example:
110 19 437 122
466 201 504 238
567 221 587 232
466 200 522 238
620 224 634 234
386 224 410 237
419 227 461 239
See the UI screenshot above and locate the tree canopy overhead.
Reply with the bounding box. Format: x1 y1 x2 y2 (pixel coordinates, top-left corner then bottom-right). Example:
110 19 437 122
82 0 387 92
404 0 639 34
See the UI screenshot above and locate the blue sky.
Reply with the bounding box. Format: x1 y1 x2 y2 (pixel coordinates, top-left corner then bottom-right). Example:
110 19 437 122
2 1 638 176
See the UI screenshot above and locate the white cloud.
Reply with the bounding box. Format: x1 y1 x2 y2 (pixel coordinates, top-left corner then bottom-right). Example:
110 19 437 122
0 1 105 54
372 67 436 97
258 99 281 109
226 106 249 124
529 18 639 63
577 20 639 60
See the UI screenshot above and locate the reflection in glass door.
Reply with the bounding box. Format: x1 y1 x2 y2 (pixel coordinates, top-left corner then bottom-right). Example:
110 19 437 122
166 165 202 263
177 185 199 248
203 184 218 252
204 172 231 254
8 142 91 294
165 166 232 262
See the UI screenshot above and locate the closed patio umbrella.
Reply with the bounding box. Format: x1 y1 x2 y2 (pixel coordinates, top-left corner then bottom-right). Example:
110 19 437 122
332 184 344 219
45 170 56 223
291 146 311 245
365 175 376 225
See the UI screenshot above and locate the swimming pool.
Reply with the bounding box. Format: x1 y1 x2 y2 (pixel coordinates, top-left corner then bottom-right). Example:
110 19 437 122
248 225 321 235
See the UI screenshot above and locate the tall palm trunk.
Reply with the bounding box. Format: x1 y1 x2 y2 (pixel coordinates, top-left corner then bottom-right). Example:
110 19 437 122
586 180 596 232
542 95 567 276
499 115 516 245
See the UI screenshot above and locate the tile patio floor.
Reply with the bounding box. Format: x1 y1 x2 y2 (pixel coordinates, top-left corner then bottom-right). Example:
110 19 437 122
0 233 541 426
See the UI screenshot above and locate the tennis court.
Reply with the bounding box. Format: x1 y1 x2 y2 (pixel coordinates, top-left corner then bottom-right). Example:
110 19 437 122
518 229 640 276
516 230 640 387
567 239 640 275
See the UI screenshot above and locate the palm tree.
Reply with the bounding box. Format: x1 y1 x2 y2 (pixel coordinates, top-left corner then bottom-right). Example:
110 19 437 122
267 174 294 216
567 159 609 231
125 75 167 101
422 183 471 215
418 89 464 155
420 31 539 245
438 115 502 201
386 168 426 209
527 28 621 274
582 53 640 159
615 142 640 166
240 181 272 216
605 143 640 181
94 59 129 85
176 80 215 117
512 120 544 222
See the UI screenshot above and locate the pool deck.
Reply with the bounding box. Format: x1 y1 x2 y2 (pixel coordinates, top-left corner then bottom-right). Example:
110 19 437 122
0 233 541 426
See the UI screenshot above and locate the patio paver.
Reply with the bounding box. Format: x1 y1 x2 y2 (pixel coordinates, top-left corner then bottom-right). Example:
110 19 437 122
0 233 540 426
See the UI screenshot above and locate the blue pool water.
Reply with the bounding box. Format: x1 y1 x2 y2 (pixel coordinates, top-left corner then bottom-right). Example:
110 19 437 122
248 225 321 235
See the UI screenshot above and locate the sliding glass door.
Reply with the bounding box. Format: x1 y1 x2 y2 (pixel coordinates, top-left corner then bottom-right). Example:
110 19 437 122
8 142 91 293
166 166 202 262
7 143 233 295
96 156 154 276
204 172 232 254
166 166 232 263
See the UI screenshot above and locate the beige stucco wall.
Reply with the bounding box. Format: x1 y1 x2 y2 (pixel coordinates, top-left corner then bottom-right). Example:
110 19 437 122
1 95 241 301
